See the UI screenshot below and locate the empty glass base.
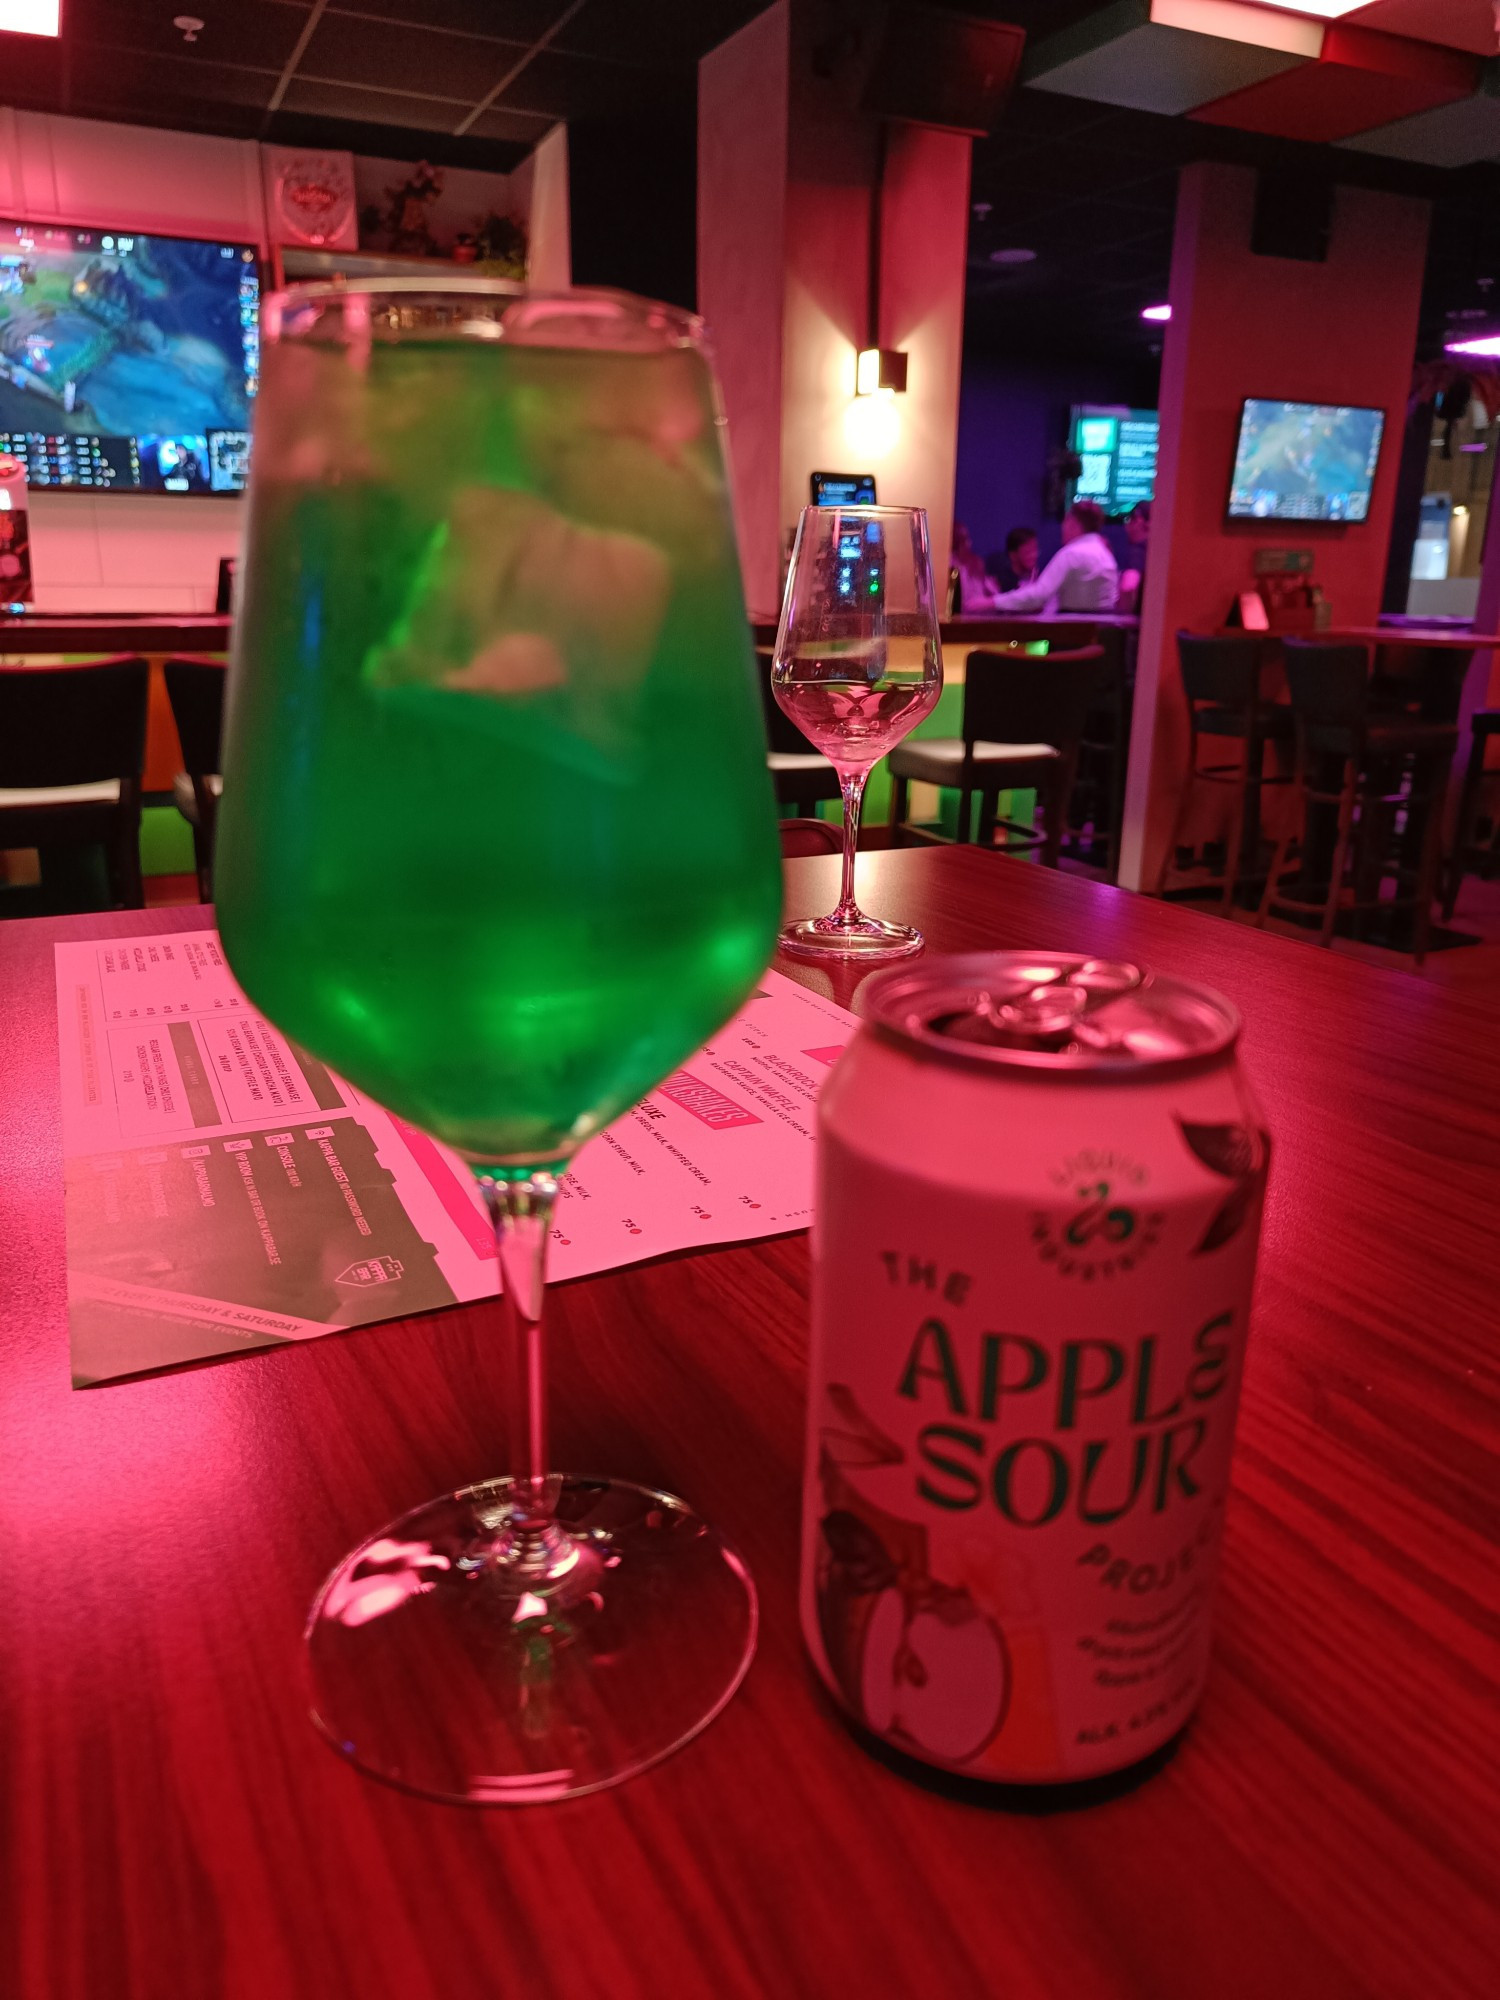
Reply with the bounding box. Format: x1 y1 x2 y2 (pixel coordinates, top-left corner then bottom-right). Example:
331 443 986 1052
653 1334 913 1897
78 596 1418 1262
779 913 925 960
307 1475 757 1804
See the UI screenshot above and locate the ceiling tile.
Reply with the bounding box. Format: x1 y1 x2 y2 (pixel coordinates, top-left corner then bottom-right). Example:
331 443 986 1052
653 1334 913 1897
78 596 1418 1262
298 10 529 99
1342 63 1500 163
0 34 66 109
463 107 561 143
279 74 469 130
323 0 563 38
1025 2 1315 117
69 46 281 112
1191 23 1478 141
1344 1 1499 59
67 0 313 71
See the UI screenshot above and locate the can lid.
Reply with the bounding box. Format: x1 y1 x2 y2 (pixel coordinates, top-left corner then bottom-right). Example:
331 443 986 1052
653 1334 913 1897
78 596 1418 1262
861 951 1239 1074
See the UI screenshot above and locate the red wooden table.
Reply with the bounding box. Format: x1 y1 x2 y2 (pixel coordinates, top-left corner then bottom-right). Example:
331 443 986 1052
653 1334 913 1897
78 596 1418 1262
2 847 1497 2000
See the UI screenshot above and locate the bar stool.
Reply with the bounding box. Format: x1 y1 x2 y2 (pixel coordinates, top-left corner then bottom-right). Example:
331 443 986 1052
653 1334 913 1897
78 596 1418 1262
756 649 842 818
0 656 150 909
1156 633 1293 912
1441 708 1499 920
1258 640 1457 961
1067 624 1129 880
164 656 227 901
887 645 1105 865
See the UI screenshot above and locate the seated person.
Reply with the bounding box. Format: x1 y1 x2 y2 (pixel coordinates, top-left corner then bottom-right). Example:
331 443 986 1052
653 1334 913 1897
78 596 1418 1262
1118 499 1150 612
951 520 996 613
988 525 1040 595
981 499 1119 615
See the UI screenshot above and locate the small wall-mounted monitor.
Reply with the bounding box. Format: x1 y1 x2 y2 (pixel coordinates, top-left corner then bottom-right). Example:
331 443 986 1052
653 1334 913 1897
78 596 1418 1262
810 471 877 506
1227 399 1385 523
0 219 258 494
1066 406 1158 518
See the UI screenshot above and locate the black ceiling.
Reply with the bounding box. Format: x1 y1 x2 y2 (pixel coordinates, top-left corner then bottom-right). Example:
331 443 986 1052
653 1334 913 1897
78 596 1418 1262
963 79 1500 370
0 0 770 172
4 1 1500 366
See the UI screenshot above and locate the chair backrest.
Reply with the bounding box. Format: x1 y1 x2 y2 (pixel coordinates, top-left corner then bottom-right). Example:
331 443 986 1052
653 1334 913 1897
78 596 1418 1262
1175 633 1264 709
164 656 227 776
755 647 825 757
0 655 149 788
1281 640 1372 731
778 816 844 858
961 646 1106 752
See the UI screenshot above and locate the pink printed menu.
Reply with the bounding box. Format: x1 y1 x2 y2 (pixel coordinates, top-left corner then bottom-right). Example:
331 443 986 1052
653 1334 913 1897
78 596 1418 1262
54 929 856 1386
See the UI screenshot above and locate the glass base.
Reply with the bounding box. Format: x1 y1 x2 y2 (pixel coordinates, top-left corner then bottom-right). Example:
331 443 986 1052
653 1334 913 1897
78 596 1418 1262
779 912 924 960
306 1475 757 1804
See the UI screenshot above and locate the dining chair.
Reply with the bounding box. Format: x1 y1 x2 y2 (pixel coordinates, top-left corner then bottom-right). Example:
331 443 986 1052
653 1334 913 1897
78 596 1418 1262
1259 639 1457 961
0 656 150 908
1156 633 1293 912
778 816 845 858
163 656 227 901
887 645 1105 865
756 648 842 818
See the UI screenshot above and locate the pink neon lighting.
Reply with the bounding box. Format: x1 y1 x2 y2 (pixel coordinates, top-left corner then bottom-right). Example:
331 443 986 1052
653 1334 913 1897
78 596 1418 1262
1446 335 1500 356
1141 304 1172 322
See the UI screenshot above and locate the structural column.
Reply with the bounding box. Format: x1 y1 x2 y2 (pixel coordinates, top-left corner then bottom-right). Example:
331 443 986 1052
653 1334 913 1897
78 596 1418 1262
699 1 970 618
1119 162 1430 891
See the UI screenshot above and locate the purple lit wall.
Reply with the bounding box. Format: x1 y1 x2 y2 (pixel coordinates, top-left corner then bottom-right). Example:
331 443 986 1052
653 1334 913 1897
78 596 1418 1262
953 347 1161 574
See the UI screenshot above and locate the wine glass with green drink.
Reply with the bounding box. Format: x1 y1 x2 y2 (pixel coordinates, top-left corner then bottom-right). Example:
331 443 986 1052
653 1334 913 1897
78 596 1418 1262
215 281 784 1803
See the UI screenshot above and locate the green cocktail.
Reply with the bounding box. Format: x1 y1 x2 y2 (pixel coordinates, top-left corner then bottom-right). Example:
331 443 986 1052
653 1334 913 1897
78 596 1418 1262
218 302 781 1162
216 282 782 1805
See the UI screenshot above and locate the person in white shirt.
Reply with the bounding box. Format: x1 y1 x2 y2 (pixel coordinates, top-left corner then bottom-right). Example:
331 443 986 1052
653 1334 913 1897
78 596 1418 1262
976 499 1120 615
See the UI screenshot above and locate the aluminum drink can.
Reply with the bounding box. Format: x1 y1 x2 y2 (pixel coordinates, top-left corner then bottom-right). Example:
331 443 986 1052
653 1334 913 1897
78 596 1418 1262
801 952 1268 1784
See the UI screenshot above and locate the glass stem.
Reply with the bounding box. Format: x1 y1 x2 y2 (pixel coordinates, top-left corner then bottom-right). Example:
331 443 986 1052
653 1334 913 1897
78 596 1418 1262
833 768 868 925
478 1170 563 1546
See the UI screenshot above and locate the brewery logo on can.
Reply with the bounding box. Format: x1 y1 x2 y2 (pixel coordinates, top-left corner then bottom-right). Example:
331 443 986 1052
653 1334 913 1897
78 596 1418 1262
801 953 1268 1784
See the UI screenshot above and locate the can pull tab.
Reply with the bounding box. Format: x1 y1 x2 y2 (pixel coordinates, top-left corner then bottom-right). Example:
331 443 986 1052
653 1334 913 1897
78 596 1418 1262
928 960 1143 1053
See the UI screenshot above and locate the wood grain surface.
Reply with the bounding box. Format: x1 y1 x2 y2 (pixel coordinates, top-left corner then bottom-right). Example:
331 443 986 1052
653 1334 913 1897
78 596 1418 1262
2 848 1497 2000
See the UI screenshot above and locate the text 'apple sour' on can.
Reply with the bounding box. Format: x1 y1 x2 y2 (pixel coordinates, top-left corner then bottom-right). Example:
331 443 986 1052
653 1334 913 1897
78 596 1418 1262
801 952 1269 1784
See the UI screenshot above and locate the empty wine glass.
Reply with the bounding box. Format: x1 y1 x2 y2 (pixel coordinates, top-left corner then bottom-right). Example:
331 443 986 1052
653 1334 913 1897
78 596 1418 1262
772 505 943 958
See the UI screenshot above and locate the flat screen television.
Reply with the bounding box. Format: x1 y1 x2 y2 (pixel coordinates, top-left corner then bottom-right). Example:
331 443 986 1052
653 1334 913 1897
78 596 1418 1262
0 220 258 494
1227 399 1385 523
810 471 877 506
1067 405 1158 517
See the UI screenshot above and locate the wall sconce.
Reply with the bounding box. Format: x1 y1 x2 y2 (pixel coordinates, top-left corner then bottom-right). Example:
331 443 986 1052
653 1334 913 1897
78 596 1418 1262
856 347 908 396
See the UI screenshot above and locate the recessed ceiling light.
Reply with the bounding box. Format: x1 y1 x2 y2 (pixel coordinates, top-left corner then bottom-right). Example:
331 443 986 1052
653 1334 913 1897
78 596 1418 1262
1141 304 1172 321
0 1 61 34
989 247 1036 266
1241 1 1364 17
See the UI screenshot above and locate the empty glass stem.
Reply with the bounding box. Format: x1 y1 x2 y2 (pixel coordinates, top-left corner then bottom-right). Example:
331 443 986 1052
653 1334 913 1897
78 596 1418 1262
833 770 868 926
